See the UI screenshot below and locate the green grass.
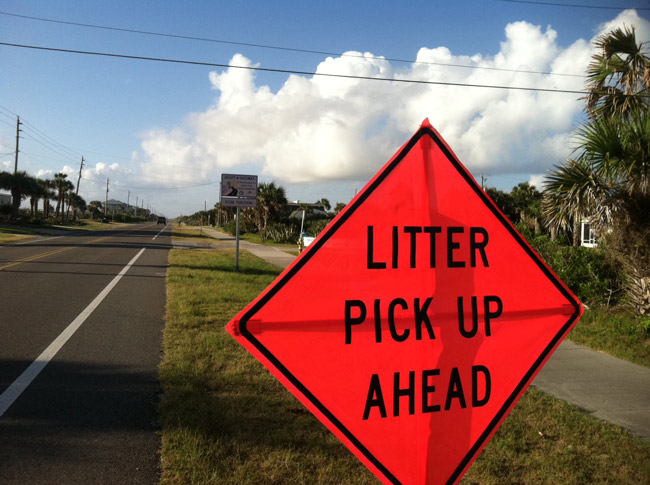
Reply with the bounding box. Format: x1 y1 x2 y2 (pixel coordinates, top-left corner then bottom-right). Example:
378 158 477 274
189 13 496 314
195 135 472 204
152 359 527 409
73 218 131 229
171 225 218 242
161 248 650 484
161 248 375 484
0 232 36 244
230 230 299 249
462 387 650 484
569 306 650 367
0 226 39 243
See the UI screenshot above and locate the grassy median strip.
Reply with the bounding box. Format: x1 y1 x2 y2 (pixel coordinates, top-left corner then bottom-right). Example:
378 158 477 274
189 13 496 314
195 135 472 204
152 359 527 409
161 248 650 484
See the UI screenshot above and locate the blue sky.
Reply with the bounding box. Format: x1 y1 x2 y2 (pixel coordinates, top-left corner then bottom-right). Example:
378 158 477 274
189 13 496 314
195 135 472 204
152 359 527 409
1 1 648 217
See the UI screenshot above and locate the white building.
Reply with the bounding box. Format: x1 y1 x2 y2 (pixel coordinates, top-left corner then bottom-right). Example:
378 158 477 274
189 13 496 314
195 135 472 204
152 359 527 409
580 221 598 248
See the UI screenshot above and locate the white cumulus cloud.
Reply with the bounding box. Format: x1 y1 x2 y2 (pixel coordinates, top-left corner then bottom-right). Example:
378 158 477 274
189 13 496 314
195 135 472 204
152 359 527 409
137 10 649 194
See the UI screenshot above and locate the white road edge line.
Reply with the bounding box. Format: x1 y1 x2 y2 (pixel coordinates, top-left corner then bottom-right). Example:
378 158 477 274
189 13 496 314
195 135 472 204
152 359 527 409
0 247 147 418
152 224 166 240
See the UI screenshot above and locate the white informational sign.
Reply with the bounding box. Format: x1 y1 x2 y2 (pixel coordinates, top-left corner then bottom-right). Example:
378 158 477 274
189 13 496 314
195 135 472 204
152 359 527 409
220 174 258 207
302 236 315 247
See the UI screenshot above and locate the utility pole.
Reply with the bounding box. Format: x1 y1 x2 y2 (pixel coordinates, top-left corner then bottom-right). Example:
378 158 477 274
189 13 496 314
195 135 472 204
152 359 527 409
75 156 84 195
14 116 21 174
135 196 138 216
104 178 109 216
127 190 130 214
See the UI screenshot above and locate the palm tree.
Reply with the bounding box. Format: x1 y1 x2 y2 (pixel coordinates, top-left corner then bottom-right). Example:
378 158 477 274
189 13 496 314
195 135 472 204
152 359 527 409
334 202 346 215
88 200 104 220
584 26 649 120
543 27 650 243
543 158 614 245
0 170 39 221
40 178 56 219
28 178 47 219
543 26 650 314
67 192 86 222
53 173 74 222
316 198 331 211
256 182 287 232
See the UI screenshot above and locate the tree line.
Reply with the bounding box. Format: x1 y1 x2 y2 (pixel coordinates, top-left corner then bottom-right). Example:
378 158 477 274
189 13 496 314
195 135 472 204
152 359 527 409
0 170 145 223
180 181 346 244
0 171 88 223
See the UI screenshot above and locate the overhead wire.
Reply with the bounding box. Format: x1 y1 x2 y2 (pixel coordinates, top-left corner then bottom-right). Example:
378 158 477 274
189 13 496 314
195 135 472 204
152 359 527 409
0 10 590 78
0 42 591 95
495 0 649 10
19 120 83 159
20 132 79 164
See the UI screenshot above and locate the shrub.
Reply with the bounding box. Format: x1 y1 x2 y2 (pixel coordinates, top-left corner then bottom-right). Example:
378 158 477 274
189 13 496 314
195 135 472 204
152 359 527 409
306 218 332 236
261 223 300 244
222 218 257 236
519 227 623 306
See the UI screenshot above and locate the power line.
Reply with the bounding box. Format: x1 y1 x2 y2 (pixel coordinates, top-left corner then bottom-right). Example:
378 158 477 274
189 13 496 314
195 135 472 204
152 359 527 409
20 120 82 159
20 133 79 163
495 0 649 10
0 106 179 169
0 10 587 78
112 180 221 190
0 118 16 130
0 42 591 95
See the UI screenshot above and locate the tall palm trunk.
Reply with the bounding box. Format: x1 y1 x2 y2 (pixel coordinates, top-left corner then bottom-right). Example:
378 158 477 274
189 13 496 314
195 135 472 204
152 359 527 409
10 188 21 221
572 213 581 247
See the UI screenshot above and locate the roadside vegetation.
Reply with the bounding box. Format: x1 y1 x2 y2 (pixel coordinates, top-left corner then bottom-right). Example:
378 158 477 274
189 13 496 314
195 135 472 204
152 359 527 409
0 226 38 244
0 218 133 244
0 170 157 226
161 247 650 484
171 224 218 242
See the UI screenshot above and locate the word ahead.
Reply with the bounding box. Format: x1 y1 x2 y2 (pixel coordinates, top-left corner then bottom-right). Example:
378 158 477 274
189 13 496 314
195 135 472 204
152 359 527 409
363 365 491 420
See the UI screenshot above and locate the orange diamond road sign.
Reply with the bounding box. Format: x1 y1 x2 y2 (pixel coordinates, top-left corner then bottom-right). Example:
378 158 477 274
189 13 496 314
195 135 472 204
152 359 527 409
226 119 583 484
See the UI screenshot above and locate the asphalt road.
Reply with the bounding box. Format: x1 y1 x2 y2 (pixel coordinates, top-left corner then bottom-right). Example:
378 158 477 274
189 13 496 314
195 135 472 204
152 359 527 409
0 223 170 484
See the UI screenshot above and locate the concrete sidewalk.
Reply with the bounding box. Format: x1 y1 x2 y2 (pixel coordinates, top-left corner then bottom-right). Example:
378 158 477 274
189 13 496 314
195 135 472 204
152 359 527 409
189 226 650 440
533 341 650 440
197 227 297 268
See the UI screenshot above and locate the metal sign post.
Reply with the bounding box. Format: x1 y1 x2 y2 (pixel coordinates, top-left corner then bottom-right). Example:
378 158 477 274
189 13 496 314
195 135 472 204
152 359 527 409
220 174 258 272
235 206 240 272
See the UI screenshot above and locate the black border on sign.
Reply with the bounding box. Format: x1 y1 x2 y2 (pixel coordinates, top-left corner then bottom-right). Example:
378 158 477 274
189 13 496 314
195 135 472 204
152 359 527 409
238 126 582 485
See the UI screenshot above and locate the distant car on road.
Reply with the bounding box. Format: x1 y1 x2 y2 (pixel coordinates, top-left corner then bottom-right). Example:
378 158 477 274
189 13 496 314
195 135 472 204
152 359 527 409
157 216 166 225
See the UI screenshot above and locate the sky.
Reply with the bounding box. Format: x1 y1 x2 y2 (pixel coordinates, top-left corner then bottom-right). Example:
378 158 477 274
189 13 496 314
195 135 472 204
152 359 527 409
0 1 648 218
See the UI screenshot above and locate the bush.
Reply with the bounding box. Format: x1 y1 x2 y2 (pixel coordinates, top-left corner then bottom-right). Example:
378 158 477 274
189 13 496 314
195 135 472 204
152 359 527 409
222 218 258 236
222 221 237 235
521 229 623 306
261 223 300 244
306 217 332 236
